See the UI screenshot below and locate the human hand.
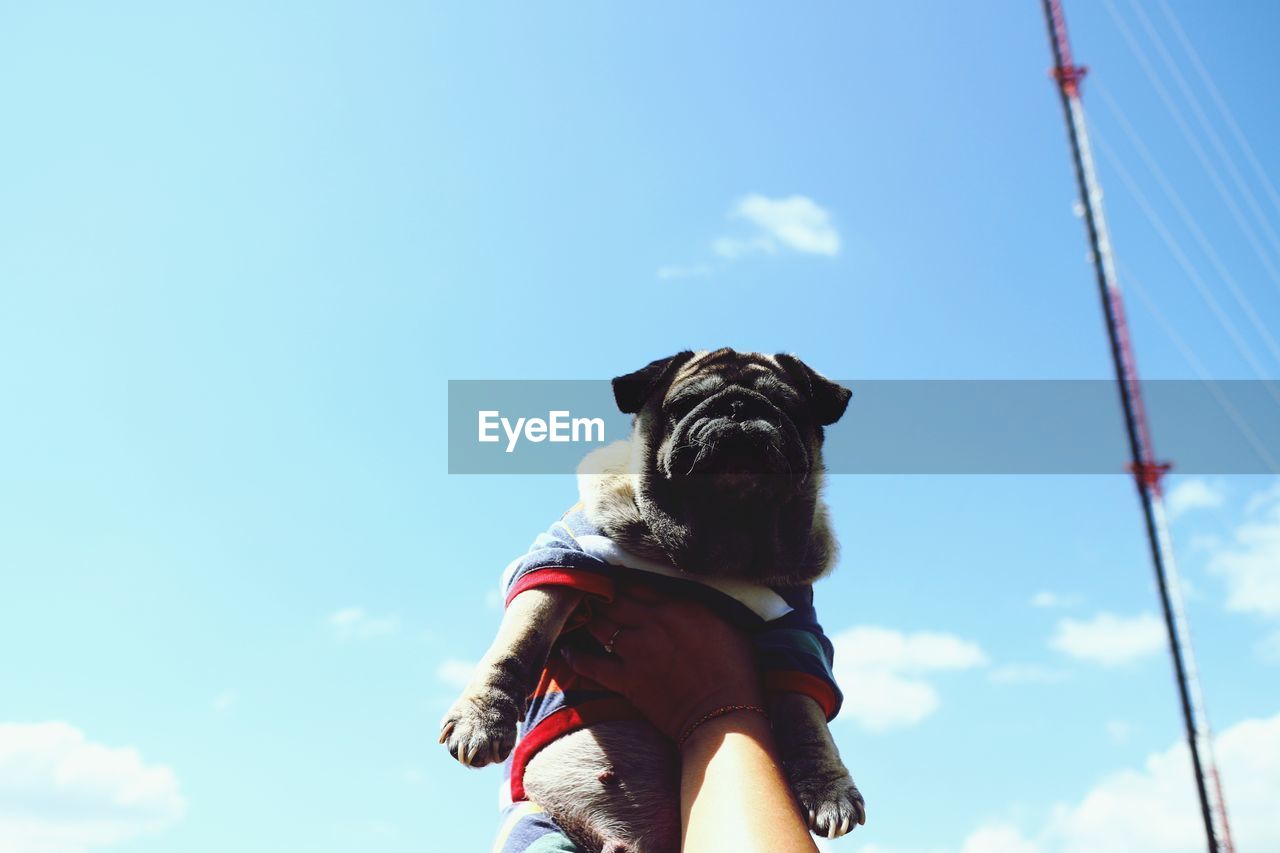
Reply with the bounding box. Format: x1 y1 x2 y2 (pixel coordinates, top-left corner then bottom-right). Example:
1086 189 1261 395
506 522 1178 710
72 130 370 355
560 587 763 743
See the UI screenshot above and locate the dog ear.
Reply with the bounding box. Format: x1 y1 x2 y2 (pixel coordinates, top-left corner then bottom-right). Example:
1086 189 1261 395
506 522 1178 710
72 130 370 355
773 354 852 426
612 351 696 414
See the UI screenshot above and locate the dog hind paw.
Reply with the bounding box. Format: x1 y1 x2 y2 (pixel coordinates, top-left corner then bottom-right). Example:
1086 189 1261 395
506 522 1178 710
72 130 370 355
794 774 866 839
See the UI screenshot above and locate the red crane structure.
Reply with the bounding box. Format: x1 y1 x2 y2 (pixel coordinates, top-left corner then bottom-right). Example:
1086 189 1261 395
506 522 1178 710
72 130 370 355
1038 2 1235 852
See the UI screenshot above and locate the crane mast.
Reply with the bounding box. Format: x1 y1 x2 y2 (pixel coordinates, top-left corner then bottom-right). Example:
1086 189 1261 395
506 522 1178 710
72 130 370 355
1037 2 1234 851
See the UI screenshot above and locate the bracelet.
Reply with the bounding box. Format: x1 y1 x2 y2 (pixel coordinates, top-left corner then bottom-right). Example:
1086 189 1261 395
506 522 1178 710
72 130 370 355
677 703 769 748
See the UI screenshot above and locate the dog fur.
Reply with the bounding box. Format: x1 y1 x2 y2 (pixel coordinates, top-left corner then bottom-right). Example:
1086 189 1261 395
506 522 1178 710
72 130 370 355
441 349 865 851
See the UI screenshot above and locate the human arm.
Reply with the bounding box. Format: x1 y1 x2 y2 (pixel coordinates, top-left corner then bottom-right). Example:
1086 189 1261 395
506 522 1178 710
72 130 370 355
560 591 818 853
679 702 819 852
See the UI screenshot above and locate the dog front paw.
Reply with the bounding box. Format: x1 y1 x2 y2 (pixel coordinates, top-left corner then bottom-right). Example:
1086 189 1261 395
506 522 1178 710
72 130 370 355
791 769 866 839
439 689 519 768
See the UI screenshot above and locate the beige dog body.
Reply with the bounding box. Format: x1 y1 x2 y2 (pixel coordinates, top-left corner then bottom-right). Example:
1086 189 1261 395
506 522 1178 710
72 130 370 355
441 350 866 851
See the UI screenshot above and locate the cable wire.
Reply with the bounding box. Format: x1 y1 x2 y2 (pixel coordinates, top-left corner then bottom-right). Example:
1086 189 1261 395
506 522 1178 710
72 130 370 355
1156 0 1280 223
1092 125 1280 407
1095 79 1280 369
1126 0 1280 268
1101 0 1280 293
1119 261 1280 474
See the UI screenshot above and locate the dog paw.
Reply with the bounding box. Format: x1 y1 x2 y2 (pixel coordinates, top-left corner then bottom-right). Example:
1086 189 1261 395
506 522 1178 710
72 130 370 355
792 771 866 839
439 690 519 768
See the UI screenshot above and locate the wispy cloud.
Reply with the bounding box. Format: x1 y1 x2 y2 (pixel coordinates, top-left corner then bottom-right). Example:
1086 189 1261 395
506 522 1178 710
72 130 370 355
1049 612 1164 666
658 193 841 279
1208 482 1280 620
1188 533 1222 552
1165 478 1225 520
832 626 987 732
327 607 399 640
435 658 476 690
719 194 841 257
0 722 186 852
960 826 1040 853
1030 590 1081 609
1244 479 1280 514
950 712 1280 852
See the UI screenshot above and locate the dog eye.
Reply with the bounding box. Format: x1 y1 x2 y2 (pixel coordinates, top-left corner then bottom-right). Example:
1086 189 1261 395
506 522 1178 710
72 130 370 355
665 397 698 419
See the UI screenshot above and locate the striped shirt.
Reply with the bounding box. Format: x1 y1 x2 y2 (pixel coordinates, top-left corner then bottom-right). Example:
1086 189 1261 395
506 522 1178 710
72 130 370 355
497 504 842 810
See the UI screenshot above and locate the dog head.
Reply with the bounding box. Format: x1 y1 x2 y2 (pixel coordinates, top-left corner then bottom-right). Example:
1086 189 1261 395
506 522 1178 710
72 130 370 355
612 348 850 502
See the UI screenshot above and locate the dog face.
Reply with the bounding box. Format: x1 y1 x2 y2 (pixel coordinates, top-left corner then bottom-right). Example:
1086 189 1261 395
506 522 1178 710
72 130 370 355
612 348 850 502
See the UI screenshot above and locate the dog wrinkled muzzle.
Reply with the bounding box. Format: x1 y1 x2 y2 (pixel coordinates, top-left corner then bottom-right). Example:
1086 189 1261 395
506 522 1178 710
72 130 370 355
662 388 809 488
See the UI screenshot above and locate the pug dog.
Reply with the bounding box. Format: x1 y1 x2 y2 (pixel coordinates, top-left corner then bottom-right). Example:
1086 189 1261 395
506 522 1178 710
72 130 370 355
440 349 864 852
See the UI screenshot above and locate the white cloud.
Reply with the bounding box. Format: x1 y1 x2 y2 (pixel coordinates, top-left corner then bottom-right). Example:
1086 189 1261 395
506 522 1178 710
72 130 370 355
435 658 476 690
212 692 236 713
0 722 185 853
838 844 946 853
1049 612 1164 667
327 607 399 640
961 825 1040 853
836 627 988 671
1208 485 1280 619
1244 479 1280 514
987 664 1069 685
832 626 987 732
1187 533 1221 552
656 263 713 280
1030 591 1079 609
838 668 939 732
927 713 1280 853
1165 478 1225 520
1043 712 1280 852
713 194 840 260
734 194 841 255
950 825 1041 853
834 843 947 853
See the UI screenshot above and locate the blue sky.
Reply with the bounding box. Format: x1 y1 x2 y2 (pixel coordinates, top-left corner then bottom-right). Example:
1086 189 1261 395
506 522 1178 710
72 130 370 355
2 2 1279 852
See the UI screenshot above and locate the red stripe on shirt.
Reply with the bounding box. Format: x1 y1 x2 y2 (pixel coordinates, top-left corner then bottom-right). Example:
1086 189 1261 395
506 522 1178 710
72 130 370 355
505 568 617 608
507 696 641 802
763 670 840 721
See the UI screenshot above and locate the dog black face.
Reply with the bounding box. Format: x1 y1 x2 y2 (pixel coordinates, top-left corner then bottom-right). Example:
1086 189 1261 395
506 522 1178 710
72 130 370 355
613 349 850 502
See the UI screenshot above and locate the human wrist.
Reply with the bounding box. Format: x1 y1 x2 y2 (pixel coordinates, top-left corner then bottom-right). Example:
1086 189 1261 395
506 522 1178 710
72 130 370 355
678 703 773 755
669 681 763 743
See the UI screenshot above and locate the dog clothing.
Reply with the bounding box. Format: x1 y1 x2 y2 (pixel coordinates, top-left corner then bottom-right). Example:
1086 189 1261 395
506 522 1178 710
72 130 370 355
497 503 843 810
